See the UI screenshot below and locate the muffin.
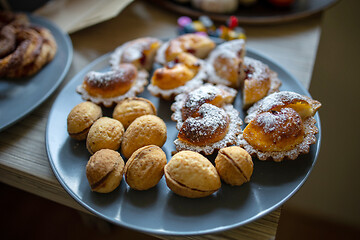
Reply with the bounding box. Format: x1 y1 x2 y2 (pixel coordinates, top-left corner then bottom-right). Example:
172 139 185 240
112 97 156 129
121 115 167 159
86 149 125 193
215 146 253 186
124 145 167 190
164 151 221 198
86 117 125 154
67 101 102 140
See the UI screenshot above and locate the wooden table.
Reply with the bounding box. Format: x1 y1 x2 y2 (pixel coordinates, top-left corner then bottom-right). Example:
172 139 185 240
0 1 322 239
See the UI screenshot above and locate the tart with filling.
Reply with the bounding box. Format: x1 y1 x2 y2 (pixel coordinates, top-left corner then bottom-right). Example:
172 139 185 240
76 63 148 107
239 91 321 161
171 83 242 155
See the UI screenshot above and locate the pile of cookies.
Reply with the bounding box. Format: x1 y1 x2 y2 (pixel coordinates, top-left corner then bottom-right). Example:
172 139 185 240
0 11 57 78
67 33 321 198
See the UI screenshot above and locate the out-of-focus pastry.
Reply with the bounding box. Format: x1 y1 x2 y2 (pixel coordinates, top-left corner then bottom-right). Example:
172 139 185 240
241 57 281 109
171 83 242 155
239 91 321 161
205 39 246 88
155 33 215 65
121 115 167 159
76 63 148 107
164 150 221 198
110 37 162 71
112 97 157 129
124 145 167 190
86 117 125 155
148 52 206 100
191 0 239 13
86 149 125 193
215 146 253 186
67 101 102 140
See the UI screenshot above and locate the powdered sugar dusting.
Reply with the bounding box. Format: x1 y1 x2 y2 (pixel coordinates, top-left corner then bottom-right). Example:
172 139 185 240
85 70 126 87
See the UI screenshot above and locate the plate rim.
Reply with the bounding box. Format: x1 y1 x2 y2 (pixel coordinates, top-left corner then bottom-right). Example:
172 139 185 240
46 48 321 235
0 13 73 132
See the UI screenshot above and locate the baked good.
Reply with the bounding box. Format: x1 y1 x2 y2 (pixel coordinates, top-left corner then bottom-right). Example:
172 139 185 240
67 101 102 140
110 37 162 71
215 146 253 186
148 52 206 100
191 0 239 13
241 57 281 109
121 115 167 159
155 33 215 65
206 39 246 88
239 91 322 161
171 84 242 155
86 149 125 193
86 117 125 154
124 145 167 190
0 11 57 78
112 97 157 129
76 63 148 107
164 150 221 198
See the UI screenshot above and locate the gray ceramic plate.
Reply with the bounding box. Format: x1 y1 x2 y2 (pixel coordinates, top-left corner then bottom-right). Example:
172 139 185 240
46 48 321 235
0 14 73 131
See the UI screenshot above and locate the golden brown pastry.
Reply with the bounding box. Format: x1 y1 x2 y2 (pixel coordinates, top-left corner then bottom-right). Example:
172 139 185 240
215 146 253 186
76 63 148 107
148 52 206 100
241 57 281 109
171 84 242 155
110 37 162 71
239 91 321 161
112 97 157 129
206 39 246 88
124 145 167 190
86 117 125 154
121 115 167 159
155 33 215 65
86 149 125 193
67 101 102 140
164 151 221 198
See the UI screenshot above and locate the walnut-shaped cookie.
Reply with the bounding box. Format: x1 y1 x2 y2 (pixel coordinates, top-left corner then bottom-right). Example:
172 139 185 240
239 91 322 162
86 149 125 193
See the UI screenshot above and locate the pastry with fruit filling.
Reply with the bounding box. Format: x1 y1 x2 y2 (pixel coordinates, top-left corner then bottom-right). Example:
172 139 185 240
239 91 321 161
205 39 246 88
110 37 162 71
76 63 148 107
171 83 242 155
148 52 206 100
241 57 281 109
155 33 215 65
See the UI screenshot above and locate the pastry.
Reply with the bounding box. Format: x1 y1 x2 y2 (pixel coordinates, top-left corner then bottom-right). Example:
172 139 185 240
76 63 148 107
86 149 125 193
171 84 242 155
239 91 322 161
215 146 253 186
155 33 215 65
112 97 157 129
0 11 57 78
205 39 246 88
124 145 167 190
121 115 167 159
86 117 125 154
241 57 281 109
191 0 239 13
148 52 206 100
67 101 102 140
164 150 221 198
110 37 162 71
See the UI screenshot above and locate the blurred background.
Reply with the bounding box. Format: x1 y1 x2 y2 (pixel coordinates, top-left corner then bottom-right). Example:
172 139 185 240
1 0 359 239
